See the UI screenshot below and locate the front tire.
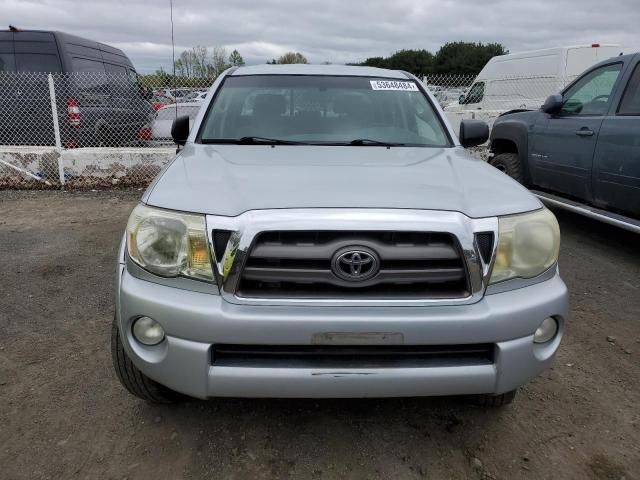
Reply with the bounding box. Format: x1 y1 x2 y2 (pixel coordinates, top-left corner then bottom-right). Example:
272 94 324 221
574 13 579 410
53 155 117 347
474 389 517 408
111 317 180 403
489 152 524 184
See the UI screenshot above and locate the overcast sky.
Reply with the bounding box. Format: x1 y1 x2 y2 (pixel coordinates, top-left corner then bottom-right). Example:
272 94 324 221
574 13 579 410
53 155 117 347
3 0 639 73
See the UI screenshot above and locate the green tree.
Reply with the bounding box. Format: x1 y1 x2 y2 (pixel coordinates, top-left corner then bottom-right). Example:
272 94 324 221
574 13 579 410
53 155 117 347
228 49 245 66
211 47 229 76
277 52 308 64
353 43 508 77
433 42 508 75
355 49 433 76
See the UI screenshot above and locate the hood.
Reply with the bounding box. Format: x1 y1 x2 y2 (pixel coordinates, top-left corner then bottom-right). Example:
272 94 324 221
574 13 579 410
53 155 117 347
145 144 541 218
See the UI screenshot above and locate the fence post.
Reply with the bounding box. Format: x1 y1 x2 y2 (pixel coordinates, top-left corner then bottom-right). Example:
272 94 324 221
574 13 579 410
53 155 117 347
47 73 65 187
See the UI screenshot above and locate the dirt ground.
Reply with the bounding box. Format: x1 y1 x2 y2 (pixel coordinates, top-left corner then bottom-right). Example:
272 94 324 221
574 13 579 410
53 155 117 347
0 190 638 480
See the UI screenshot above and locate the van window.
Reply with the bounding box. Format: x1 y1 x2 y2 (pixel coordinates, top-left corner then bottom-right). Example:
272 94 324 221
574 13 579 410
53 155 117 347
618 63 640 116
72 57 108 89
73 57 105 73
105 63 127 75
15 53 62 72
561 63 622 116
0 53 15 72
462 82 484 104
0 35 15 72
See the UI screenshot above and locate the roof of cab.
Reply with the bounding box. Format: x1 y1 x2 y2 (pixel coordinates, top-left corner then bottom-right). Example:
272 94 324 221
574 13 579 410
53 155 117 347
229 64 410 78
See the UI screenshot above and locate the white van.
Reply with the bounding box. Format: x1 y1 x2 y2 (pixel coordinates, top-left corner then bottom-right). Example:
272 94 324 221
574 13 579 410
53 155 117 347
443 44 622 131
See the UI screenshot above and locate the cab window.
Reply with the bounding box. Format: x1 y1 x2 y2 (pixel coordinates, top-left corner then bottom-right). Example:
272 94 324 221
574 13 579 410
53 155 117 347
561 63 622 115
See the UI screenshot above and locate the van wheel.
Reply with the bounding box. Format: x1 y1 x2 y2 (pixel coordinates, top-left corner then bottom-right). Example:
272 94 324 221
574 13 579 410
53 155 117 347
474 389 517 408
111 316 180 403
489 153 524 184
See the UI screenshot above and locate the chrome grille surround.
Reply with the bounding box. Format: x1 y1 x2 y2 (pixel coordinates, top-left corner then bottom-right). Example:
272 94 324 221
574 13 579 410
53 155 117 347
206 209 498 307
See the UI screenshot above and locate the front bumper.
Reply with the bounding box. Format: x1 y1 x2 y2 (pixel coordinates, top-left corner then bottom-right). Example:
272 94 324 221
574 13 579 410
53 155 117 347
116 266 568 399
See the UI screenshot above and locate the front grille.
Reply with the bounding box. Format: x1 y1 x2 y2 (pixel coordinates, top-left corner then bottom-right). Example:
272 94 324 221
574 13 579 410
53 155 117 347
211 344 494 368
236 231 469 299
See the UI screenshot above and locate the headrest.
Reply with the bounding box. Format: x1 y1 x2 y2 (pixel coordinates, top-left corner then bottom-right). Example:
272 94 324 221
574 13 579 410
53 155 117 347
253 94 286 116
333 93 372 116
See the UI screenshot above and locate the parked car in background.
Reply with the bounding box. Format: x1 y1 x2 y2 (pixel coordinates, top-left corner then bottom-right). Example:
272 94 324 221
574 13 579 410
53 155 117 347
153 88 176 102
172 88 201 103
151 93 174 112
112 65 568 407
443 44 622 132
150 102 202 145
183 91 208 103
490 52 640 232
0 29 152 147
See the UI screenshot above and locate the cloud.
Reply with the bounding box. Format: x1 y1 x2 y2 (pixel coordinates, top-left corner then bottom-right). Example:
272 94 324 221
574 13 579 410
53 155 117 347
2 0 638 72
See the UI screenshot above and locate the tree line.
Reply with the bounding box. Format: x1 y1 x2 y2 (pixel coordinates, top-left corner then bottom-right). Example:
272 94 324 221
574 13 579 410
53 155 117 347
353 42 508 76
141 41 507 86
141 47 309 87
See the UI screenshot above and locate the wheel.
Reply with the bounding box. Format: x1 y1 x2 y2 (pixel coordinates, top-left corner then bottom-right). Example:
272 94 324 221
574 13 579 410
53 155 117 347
474 389 517 408
111 316 180 403
489 152 524 184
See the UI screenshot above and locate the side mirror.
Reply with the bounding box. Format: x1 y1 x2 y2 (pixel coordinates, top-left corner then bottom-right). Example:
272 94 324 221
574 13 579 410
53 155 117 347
459 94 466 104
459 119 489 147
171 115 190 145
541 94 563 114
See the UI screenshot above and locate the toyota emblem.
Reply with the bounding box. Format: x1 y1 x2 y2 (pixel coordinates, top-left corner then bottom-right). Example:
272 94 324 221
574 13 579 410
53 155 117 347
331 246 380 282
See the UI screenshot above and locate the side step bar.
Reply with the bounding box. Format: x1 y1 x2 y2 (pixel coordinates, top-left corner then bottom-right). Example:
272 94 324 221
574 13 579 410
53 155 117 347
532 190 640 234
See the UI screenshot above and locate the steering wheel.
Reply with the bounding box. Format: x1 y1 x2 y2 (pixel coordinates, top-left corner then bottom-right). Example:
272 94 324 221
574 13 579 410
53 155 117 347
579 94 611 114
364 122 391 128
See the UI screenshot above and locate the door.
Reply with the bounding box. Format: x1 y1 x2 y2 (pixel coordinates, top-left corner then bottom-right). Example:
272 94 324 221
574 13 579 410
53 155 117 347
529 62 623 201
69 57 110 146
592 60 640 217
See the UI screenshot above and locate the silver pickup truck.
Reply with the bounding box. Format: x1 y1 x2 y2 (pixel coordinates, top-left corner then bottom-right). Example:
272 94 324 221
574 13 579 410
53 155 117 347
112 65 568 407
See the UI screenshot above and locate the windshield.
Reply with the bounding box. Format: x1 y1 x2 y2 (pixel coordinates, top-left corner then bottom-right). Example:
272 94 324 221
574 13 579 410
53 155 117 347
199 75 451 146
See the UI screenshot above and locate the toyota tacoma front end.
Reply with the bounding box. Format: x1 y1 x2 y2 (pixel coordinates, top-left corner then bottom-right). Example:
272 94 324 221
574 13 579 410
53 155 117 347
112 65 569 406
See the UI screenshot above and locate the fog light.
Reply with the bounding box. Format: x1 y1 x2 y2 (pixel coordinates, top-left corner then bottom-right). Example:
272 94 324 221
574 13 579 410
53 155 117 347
132 316 165 346
534 317 558 344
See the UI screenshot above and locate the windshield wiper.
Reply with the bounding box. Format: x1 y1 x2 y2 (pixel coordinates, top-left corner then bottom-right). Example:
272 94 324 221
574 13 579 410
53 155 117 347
239 136 304 145
349 139 406 147
200 137 303 145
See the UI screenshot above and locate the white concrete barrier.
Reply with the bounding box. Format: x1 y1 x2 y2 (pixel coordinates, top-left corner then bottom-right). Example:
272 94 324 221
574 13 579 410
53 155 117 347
0 146 176 186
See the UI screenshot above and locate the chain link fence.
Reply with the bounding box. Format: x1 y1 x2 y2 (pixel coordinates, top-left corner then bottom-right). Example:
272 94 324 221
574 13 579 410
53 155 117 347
0 72 212 189
423 73 575 133
0 71 574 189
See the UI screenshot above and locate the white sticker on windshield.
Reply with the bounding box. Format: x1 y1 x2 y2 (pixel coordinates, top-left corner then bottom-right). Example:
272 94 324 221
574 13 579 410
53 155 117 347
370 80 419 91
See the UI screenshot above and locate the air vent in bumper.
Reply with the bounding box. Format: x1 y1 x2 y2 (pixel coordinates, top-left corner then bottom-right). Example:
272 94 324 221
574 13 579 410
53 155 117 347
212 344 495 368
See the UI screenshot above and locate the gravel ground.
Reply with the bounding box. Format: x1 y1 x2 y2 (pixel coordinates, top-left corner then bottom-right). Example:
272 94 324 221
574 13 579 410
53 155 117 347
0 190 638 480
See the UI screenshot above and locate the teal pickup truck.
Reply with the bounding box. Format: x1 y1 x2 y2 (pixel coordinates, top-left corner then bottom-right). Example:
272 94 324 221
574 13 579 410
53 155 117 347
489 52 640 233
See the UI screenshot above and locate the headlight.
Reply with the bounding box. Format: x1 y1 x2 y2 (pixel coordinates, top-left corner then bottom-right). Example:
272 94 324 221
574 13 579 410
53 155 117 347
126 204 214 281
490 208 560 284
